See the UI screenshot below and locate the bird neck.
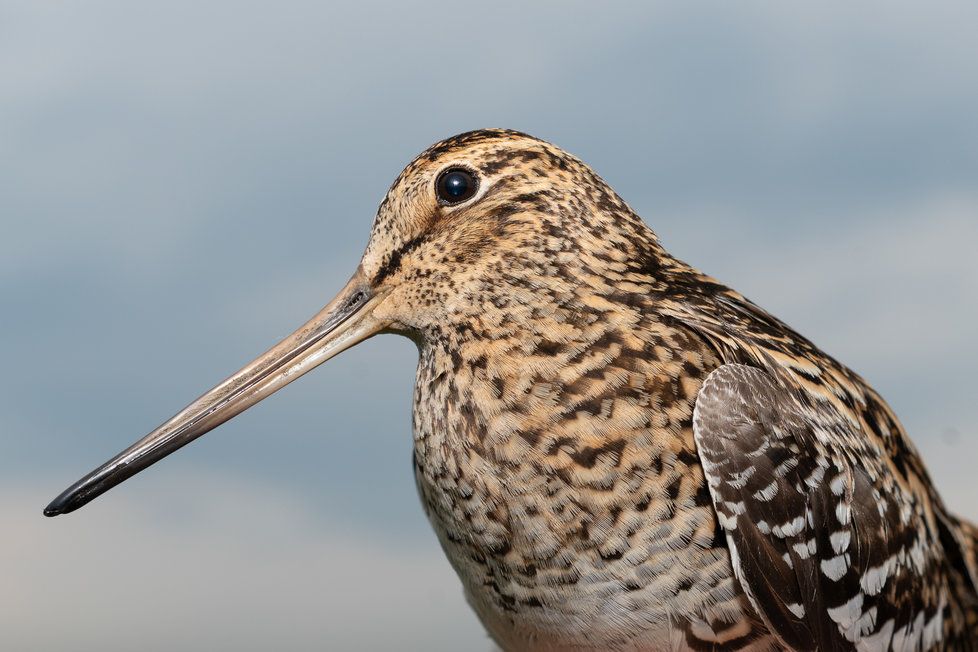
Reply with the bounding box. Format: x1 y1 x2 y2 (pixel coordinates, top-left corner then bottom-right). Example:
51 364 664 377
409 251 710 452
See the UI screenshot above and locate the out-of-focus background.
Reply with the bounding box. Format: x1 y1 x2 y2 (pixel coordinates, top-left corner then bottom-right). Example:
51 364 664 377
2 2 977 650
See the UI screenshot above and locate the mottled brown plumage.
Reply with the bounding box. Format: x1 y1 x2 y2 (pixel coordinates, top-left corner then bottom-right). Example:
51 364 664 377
355 129 978 650
46 129 978 650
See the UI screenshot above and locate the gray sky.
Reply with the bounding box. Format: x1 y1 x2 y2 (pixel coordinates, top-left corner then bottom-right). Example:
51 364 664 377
2 1 977 650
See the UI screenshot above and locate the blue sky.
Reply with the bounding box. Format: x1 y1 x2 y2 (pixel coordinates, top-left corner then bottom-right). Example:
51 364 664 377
2 2 977 649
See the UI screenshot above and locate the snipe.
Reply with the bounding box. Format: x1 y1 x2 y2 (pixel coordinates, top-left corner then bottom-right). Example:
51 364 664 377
46 130 978 651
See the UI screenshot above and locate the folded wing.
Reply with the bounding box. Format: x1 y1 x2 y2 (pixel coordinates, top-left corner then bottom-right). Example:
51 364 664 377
693 363 947 651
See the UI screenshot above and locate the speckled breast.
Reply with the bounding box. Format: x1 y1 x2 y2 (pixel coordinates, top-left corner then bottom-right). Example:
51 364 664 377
407 327 778 651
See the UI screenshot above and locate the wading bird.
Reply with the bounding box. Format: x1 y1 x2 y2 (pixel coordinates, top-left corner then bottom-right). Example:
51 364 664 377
46 130 978 650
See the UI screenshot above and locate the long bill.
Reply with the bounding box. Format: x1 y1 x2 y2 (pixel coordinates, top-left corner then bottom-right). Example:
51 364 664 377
44 270 387 517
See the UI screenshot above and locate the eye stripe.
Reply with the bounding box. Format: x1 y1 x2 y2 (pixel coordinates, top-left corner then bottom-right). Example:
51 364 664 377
373 234 427 284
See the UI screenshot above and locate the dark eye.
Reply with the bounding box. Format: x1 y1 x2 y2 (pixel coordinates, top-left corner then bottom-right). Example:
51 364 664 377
436 168 478 205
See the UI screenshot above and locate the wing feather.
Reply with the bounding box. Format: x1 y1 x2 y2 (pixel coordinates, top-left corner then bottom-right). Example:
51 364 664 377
693 363 947 651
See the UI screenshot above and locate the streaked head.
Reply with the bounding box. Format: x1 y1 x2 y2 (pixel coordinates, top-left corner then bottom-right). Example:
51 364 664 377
44 129 660 516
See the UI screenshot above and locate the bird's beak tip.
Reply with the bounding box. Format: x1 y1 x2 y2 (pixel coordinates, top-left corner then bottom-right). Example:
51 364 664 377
43 492 75 517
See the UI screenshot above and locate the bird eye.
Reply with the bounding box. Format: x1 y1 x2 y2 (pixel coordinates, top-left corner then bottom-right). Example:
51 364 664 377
436 168 478 205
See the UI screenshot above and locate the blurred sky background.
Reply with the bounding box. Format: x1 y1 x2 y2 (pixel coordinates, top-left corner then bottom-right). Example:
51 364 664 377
2 1 977 650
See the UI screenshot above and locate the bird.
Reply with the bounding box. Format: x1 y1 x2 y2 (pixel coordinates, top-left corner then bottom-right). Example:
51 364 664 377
45 129 978 651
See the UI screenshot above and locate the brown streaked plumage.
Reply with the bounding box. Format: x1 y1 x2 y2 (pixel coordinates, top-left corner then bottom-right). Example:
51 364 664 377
45 129 978 650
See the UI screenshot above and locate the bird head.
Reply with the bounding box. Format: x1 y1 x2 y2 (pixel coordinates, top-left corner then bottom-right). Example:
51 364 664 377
364 129 664 336
44 129 662 516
